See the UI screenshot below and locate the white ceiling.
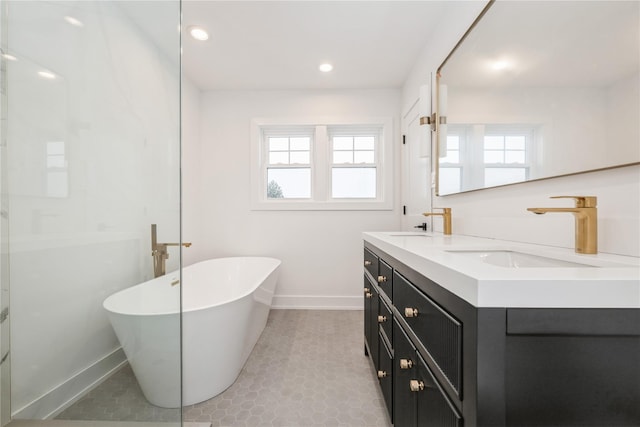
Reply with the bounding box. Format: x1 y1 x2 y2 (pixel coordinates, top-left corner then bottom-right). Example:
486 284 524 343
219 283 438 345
180 1 449 91
120 1 639 92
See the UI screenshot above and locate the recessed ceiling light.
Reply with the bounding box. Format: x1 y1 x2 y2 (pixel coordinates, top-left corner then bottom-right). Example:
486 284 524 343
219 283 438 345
188 26 209 41
490 59 512 71
38 71 56 80
2 53 17 61
64 16 84 27
319 63 333 73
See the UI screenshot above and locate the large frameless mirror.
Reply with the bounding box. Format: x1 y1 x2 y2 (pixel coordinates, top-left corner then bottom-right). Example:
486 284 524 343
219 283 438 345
435 0 640 196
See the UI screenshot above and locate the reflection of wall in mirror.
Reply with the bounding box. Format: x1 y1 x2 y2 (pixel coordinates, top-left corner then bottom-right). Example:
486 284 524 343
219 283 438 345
606 73 640 163
447 85 614 180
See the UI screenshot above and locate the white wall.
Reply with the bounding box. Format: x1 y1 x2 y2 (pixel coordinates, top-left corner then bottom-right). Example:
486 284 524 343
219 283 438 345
181 79 204 267
194 90 402 308
7 1 181 418
402 0 640 258
434 165 640 257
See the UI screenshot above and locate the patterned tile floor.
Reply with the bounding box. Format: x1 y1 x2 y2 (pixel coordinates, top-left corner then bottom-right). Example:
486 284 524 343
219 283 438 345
58 310 390 427
56 366 180 423
9 421 207 427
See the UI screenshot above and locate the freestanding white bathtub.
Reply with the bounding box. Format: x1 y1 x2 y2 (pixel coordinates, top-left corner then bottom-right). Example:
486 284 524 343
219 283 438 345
103 257 281 408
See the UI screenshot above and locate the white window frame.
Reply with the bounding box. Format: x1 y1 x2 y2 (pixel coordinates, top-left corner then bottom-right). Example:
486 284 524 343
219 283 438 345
438 126 466 195
482 124 533 186
440 123 535 194
251 117 394 211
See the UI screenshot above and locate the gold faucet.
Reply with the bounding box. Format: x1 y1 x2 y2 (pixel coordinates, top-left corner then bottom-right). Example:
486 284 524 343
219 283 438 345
422 208 452 235
527 196 597 254
151 224 192 278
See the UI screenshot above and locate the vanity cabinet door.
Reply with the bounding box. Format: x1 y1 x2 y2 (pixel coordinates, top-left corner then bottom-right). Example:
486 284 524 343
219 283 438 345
394 319 418 427
416 353 463 427
378 332 394 422
378 259 393 299
394 271 462 396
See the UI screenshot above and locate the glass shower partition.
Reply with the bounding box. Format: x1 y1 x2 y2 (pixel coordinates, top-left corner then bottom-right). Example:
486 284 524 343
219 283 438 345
1 0 182 424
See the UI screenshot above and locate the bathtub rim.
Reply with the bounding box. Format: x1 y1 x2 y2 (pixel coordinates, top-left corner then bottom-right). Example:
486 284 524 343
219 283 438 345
103 256 281 317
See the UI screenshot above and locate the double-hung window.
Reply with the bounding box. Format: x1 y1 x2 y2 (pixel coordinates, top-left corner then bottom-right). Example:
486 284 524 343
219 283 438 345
329 126 378 199
251 118 392 210
264 128 314 199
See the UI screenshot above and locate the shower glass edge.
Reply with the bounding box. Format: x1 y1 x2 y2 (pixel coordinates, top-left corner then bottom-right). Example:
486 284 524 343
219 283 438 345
2 0 182 424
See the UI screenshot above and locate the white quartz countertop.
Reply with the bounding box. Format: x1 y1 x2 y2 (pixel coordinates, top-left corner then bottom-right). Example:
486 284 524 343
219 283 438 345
363 232 640 308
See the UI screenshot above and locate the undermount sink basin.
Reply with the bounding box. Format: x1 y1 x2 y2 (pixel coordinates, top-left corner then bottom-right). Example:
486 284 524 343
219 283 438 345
446 250 596 268
386 232 430 237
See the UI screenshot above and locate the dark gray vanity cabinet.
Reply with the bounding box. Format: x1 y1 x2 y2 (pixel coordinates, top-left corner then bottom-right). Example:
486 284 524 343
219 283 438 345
364 241 640 427
364 244 468 426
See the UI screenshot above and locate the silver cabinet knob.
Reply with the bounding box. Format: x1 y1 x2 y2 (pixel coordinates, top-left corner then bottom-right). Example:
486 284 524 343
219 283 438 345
377 275 387 283
364 287 370 293
404 307 419 318
365 292 372 298
377 370 388 379
377 315 387 323
399 358 413 369
409 380 425 392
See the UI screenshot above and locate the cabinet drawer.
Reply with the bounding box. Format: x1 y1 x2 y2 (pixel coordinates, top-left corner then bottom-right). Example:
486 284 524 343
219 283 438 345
364 247 379 278
364 276 373 356
379 297 393 344
416 352 463 427
378 259 393 299
394 271 462 396
364 273 379 368
378 331 394 422
393 319 418 427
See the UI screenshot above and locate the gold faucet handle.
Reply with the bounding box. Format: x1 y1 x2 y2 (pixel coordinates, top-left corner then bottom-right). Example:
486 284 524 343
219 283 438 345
550 196 597 208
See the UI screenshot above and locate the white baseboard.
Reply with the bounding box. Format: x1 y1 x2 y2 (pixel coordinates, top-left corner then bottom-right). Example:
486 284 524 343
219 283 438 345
12 348 127 420
272 295 363 310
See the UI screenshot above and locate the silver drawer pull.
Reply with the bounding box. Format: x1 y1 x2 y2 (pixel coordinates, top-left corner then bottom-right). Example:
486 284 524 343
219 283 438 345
404 307 419 318
364 260 372 266
409 380 425 392
377 315 387 323
400 358 413 369
377 370 388 379
377 275 387 283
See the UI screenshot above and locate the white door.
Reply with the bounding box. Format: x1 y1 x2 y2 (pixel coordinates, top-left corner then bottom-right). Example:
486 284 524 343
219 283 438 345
401 86 432 232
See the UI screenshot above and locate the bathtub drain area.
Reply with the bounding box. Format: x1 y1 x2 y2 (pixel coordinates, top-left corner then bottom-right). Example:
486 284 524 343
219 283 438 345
56 310 389 427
